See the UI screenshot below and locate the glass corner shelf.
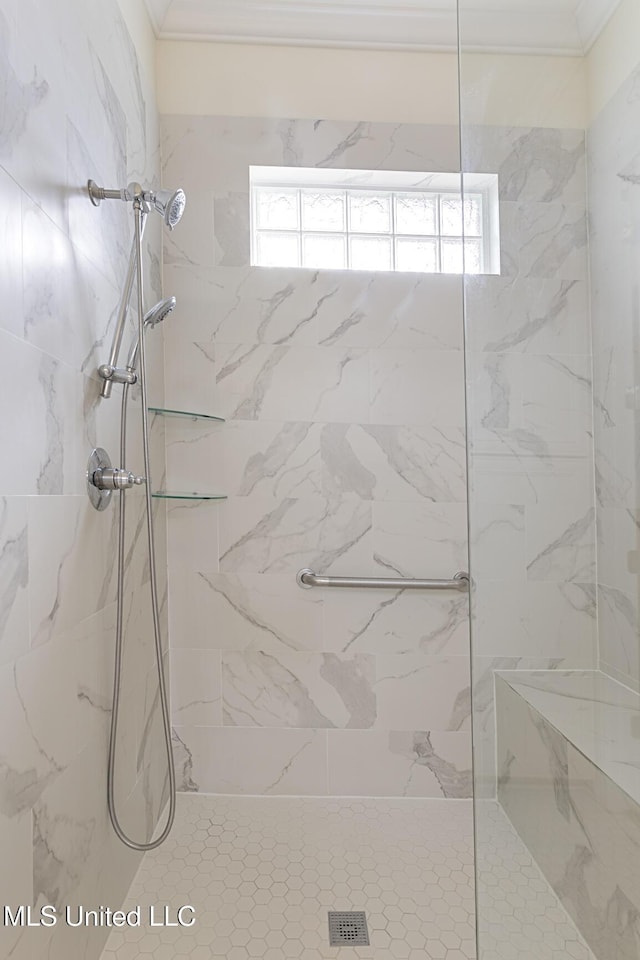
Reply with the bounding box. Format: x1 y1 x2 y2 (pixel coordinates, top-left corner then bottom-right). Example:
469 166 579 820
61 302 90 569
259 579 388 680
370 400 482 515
148 406 225 423
151 491 228 501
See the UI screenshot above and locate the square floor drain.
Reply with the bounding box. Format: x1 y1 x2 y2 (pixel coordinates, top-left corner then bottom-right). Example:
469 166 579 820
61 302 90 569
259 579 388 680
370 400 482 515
328 911 370 946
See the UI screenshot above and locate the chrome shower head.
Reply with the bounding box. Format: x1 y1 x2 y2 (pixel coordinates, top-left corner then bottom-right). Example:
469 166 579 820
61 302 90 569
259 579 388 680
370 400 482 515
151 189 186 230
88 180 186 231
144 296 176 328
126 297 177 372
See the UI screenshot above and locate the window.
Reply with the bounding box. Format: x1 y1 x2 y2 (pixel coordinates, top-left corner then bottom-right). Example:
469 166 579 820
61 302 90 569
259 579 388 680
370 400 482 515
250 167 500 275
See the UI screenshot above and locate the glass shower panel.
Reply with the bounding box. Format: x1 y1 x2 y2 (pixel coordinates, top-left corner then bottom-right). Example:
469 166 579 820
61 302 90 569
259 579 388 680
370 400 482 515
460 2 640 958
154 4 480 959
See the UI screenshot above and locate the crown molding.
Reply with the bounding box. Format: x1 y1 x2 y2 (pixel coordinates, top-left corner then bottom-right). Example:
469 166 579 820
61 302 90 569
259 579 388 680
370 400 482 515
155 0 621 55
143 0 173 34
575 0 621 51
161 1 459 49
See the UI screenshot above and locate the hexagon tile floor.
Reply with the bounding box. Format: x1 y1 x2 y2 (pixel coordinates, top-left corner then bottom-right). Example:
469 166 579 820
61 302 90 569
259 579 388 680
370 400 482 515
100 795 595 960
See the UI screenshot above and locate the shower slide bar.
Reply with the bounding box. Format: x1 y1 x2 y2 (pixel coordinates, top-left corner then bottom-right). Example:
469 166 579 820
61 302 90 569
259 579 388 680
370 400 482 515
296 569 470 591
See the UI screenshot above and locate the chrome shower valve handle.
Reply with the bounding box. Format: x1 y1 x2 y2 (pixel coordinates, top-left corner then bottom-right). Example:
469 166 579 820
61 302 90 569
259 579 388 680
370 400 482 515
91 466 146 491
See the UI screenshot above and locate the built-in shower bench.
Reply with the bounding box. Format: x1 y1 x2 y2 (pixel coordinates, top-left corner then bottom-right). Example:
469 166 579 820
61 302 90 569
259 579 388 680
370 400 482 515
495 670 640 960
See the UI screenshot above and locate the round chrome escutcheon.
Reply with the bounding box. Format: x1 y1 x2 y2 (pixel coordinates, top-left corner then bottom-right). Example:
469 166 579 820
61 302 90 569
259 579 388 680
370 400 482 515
87 447 113 512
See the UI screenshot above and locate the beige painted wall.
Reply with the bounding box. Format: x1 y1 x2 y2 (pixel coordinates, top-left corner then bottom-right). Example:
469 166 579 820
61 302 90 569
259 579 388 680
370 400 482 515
460 53 586 129
157 39 587 129
587 0 640 121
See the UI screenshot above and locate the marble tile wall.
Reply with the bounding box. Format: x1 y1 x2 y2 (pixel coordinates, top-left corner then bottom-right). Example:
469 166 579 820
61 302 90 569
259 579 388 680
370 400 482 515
588 59 640 691
463 125 598 795
496 673 640 960
0 2 170 958
162 115 475 798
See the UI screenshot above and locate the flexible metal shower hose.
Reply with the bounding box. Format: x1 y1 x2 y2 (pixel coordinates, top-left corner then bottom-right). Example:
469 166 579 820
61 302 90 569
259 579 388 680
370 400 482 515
106 202 176 851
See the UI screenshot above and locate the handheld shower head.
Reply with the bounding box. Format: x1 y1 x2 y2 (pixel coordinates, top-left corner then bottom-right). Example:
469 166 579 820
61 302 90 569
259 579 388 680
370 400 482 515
151 189 186 230
126 297 177 372
144 296 176 328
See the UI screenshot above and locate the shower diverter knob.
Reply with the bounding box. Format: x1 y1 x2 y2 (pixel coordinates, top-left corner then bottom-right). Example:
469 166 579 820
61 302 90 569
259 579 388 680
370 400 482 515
91 467 146 491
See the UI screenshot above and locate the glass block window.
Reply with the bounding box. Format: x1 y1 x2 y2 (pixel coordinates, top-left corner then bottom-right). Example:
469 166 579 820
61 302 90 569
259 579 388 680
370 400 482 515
250 168 498 275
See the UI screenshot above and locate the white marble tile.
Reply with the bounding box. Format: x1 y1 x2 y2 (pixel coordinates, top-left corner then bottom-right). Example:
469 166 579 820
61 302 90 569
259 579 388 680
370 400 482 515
58 604 115 757
0 164 23 340
496 670 640 960
322 587 470 656
375 654 470 731
469 351 593 457
0 497 29 665
472 579 597 664
170 648 222 726
66 114 128 291
213 189 250 266
499 670 640 807
0 637 88 823
522 354 593 451
471 448 593 508
525 495 596 582
222 651 376 729
167 499 220 572
27 497 111 647
137 659 172 832
465 275 590 355
269 118 461 175
464 126 586 204
169 570 324 653
598 583 640 691
597 505 640 598
372 501 468 578
0 0 163 949
215 342 369 423
468 352 522 441
316 271 464 351
163 336 217 413
327 729 471 798
321 422 467 502
0 809 33 960
469 655 572 799
214 266 337 346
206 266 464 351
21 195 79 361
0 331 83 496
370 348 465 427
219 496 374 576
32 738 107 913
471 504 526 581
1 0 70 232
499 201 588 280
162 116 460 198
168 419 323 500
172 726 328 795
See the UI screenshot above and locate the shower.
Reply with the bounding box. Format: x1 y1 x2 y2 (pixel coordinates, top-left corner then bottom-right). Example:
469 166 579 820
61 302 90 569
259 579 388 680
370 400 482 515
127 297 177 371
86 180 185 852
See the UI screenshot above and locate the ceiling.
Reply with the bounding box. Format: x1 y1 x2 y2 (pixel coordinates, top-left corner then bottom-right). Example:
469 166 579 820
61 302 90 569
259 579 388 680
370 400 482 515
144 0 621 54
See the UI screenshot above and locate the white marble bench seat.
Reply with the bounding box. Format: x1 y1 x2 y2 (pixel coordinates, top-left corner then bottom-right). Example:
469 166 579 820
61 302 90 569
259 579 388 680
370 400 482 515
496 669 640 960
497 669 640 806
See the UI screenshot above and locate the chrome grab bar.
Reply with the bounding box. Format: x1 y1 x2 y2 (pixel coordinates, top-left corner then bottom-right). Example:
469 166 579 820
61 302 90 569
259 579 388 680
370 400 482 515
296 569 470 592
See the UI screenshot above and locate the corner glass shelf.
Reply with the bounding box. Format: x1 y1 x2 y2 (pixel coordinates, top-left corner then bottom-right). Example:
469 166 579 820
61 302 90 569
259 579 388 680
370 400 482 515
148 406 225 423
151 491 228 501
